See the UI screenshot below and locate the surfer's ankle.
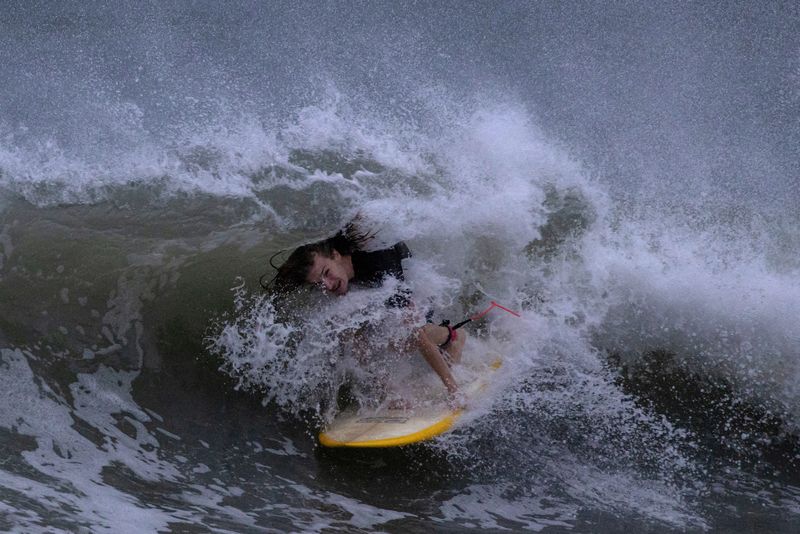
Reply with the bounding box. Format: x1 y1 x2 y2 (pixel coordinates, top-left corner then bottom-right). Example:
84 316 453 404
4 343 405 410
437 323 457 349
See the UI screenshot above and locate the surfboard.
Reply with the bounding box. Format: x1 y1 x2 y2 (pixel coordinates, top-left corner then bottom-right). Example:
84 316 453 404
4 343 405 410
319 358 501 448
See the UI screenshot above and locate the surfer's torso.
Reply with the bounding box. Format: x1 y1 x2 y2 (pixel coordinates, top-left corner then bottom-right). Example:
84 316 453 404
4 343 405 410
351 242 412 307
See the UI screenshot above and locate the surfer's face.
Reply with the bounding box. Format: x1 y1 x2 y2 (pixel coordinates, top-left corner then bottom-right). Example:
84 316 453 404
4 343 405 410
306 250 354 296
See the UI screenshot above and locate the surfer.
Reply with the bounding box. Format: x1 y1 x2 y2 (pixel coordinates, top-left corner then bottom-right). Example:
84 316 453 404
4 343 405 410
267 219 466 397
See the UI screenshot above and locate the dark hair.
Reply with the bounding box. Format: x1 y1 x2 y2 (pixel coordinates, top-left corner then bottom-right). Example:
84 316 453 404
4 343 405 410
263 218 375 293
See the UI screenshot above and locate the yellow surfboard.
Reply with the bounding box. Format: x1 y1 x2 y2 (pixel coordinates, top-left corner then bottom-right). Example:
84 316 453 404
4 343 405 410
319 359 501 448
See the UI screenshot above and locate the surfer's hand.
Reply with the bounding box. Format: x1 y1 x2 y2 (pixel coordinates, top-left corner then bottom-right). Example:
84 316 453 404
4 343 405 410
448 390 467 410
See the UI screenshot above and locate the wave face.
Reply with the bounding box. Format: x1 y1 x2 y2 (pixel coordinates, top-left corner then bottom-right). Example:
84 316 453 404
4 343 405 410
1 2 799 532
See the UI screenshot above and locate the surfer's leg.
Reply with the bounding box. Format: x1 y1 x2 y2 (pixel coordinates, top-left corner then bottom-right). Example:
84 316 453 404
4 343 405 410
419 324 467 365
420 323 452 346
442 329 467 364
416 327 459 395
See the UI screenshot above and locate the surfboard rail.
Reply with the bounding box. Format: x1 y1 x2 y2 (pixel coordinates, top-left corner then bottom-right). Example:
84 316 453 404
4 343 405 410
318 410 461 448
318 357 501 448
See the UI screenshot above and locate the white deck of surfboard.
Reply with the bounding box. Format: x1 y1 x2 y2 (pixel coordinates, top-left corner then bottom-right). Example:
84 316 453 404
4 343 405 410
319 356 501 447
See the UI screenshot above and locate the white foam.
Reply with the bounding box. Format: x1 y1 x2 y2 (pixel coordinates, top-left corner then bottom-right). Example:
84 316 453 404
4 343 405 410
0 349 180 532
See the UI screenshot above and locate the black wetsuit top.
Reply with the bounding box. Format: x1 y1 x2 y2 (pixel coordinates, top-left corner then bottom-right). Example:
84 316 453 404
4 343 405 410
350 242 412 307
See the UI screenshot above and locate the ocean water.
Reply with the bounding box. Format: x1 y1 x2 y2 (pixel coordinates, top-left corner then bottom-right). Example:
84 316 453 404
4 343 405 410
1 2 799 532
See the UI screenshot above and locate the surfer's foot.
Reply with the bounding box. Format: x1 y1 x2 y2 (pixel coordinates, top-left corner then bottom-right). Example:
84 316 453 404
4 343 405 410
448 390 467 410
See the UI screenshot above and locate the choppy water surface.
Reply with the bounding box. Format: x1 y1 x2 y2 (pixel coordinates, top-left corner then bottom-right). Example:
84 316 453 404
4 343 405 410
1 2 799 532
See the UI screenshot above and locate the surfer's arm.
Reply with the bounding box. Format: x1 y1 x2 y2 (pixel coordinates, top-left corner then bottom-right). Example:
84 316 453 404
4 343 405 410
398 301 465 395
417 327 459 395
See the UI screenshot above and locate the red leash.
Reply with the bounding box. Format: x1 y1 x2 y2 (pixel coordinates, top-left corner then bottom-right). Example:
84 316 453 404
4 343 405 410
438 301 520 349
465 301 521 323
449 301 521 331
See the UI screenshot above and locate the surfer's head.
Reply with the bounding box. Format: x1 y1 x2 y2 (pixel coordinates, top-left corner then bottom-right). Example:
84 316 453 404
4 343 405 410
271 240 348 295
268 216 374 295
305 247 354 296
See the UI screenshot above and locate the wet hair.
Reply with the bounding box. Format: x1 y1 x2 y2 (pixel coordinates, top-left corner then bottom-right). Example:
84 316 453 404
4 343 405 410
263 218 375 293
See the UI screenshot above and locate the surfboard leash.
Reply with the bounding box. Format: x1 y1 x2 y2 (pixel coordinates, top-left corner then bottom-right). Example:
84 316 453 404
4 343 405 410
438 301 521 348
